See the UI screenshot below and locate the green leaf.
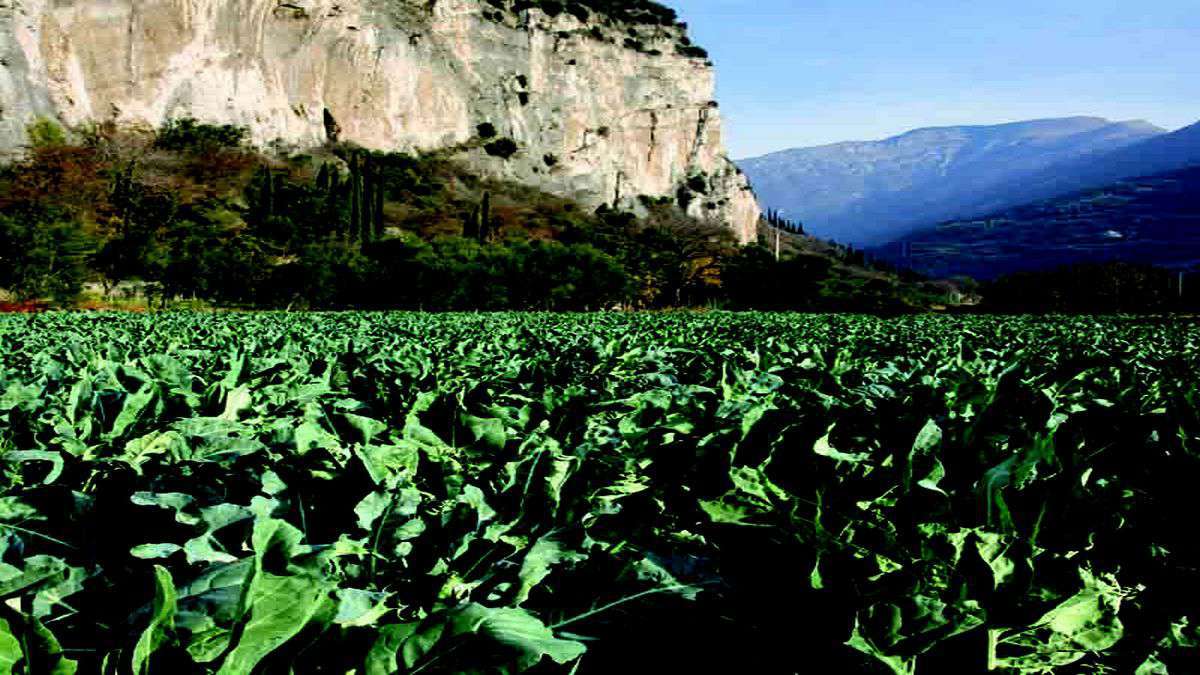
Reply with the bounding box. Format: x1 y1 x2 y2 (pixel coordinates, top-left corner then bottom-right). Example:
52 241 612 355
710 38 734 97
294 420 341 456
847 618 917 675
220 386 253 421
0 618 22 675
106 385 157 440
64 377 93 426
183 535 238 564
8 615 77 675
366 623 418 675
974 532 1016 589
515 536 583 605
130 492 200 525
401 620 445 669
907 419 944 493
333 589 392 627
215 519 332 675
357 442 420 488
1 451 64 485
911 418 942 454
355 491 391 531
456 485 497 527
344 413 389 445
1136 617 1200 675
995 569 1127 671
122 431 190 469
698 494 762 525
132 566 177 675
130 544 182 559
462 414 507 450
730 465 787 503
813 427 870 463
449 604 586 669
0 555 68 597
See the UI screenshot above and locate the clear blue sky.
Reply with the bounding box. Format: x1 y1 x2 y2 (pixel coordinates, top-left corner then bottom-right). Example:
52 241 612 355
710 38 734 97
672 0 1200 158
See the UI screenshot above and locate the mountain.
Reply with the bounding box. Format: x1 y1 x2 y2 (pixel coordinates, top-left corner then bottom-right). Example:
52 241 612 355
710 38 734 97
869 165 1200 280
991 120 1200 210
738 117 1166 245
0 0 759 241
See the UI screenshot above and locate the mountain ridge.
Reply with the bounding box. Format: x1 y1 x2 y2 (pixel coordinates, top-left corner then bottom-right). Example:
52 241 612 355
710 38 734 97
991 120 1200 210
869 164 1200 280
737 116 1164 161
738 116 1169 245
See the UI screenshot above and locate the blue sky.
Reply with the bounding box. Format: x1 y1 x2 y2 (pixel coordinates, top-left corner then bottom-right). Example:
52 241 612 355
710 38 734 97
673 0 1200 158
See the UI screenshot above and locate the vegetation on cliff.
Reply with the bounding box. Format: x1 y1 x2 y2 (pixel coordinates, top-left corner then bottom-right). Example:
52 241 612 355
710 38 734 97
0 119 942 311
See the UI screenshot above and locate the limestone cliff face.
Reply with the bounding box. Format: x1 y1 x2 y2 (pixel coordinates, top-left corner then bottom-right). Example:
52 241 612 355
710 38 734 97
0 0 759 241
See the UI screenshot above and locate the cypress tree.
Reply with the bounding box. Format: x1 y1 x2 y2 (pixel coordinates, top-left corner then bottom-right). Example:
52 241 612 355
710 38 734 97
362 155 374 243
464 204 480 240
349 152 361 242
327 169 342 238
315 162 329 192
479 191 492 243
373 163 385 240
262 166 275 224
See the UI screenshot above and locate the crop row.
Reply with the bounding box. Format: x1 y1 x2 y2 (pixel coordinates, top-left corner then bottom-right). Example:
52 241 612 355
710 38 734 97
0 313 1198 673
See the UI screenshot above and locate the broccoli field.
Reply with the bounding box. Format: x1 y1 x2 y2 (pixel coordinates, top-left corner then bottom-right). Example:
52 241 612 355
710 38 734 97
1 312 1199 674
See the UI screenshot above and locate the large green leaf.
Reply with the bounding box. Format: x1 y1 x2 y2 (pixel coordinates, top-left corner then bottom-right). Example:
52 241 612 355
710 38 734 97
514 536 583 605
448 604 586 670
0 618 21 675
215 519 333 675
994 569 1127 671
132 565 177 675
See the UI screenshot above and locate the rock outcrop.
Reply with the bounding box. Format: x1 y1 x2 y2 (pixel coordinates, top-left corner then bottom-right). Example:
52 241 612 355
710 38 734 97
0 0 759 241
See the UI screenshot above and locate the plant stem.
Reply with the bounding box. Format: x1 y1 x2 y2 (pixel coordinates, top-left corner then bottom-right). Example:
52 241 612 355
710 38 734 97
0 523 77 549
550 584 704 630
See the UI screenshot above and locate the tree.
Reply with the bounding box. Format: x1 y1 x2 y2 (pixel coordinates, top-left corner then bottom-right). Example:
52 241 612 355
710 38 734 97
155 118 247 153
630 205 735 307
373 161 385 239
0 211 93 303
362 154 376 243
26 117 67 150
349 151 361 242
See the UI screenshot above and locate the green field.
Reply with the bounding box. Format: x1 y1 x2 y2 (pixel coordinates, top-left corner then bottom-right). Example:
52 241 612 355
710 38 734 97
1 312 1198 674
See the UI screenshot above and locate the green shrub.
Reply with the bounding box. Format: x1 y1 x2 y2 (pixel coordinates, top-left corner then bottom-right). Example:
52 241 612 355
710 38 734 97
155 117 249 152
26 117 67 149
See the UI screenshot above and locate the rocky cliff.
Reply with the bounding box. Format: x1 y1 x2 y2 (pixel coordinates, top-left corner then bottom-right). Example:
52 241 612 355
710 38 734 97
0 0 759 241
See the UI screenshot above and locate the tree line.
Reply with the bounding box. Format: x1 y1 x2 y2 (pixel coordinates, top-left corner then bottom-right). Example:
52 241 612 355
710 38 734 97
0 118 935 312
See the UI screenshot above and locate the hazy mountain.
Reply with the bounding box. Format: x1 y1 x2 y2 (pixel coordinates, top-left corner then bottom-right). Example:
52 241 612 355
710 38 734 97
869 165 1200 280
991 120 1200 210
738 117 1166 245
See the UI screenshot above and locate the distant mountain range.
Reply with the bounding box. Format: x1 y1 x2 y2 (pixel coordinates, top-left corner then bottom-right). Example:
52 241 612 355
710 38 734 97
868 165 1200 280
739 117 1176 245
995 119 1200 209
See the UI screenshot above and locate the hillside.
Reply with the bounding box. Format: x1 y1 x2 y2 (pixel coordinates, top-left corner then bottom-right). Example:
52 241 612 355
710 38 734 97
994 120 1200 210
738 117 1165 245
0 119 947 312
0 0 759 240
870 165 1200 280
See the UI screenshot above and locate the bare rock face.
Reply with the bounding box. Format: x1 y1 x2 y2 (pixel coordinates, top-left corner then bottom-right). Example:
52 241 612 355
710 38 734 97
0 0 760 241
